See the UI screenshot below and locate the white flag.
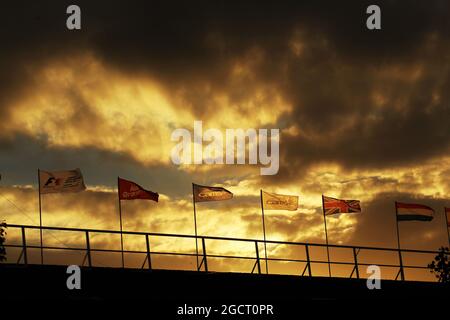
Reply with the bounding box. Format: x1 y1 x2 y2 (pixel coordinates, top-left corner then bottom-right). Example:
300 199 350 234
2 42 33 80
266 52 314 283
39 168 86 194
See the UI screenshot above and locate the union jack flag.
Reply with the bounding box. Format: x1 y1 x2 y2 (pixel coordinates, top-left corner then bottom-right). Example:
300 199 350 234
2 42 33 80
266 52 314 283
323 196 361 215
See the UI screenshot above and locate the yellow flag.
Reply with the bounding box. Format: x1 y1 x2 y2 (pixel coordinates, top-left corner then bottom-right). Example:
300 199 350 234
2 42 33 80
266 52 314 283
262 191 298 211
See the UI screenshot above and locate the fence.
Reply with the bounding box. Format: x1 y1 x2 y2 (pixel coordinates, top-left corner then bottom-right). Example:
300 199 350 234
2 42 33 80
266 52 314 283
1 224 440 282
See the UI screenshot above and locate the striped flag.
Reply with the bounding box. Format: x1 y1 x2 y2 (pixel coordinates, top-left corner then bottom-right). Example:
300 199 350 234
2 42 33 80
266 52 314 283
323 196 361 215
445 207 450 227
396 202 434 221
262 191 298 211
193 184 233 202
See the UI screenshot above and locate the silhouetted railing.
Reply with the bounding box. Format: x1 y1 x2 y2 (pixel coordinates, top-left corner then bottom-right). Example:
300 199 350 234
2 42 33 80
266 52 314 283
2 224 440 282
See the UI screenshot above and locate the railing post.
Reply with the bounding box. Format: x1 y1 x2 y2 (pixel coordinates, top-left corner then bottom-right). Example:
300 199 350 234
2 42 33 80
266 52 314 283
255 241 261 274
85 231 92 267
398 249 405 281
202 237 208 272
353 247 360 279
305 244 312 276
146 234 152 270
21 227 28 265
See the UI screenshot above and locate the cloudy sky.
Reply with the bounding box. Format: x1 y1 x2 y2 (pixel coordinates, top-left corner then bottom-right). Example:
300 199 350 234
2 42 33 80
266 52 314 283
0 1 449 279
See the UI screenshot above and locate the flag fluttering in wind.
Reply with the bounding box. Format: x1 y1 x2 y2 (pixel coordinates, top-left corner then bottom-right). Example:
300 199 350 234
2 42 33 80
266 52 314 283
261 191 298 211
322 196 361 215
396 202 434 221
192 183 233 270
117 177 159 268
193 184 233 202
37 168 86 264
321 195 361 277
118 177 159 202
39 168 86 194
259 190 299 274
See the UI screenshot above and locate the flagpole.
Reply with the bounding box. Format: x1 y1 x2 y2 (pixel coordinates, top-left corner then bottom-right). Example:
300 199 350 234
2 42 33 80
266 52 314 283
38 169 43 265
260 190 269 274
445 208 450 248
192 183 199 271
118 177 124 268
395 201 404 281
322 195 331 277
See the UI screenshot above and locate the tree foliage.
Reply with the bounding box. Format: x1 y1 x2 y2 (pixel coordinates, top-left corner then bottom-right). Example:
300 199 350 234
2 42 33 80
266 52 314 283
428 247 450 283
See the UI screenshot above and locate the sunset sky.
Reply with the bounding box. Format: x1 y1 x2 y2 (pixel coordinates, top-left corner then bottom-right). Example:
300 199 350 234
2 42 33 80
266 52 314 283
0 1 449 279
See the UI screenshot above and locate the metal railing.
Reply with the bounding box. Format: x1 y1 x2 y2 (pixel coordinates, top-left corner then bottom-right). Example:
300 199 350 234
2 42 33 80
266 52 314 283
1 224 440 282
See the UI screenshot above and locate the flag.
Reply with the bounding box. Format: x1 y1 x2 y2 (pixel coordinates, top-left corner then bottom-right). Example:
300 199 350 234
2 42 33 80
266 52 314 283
262 191 298 211
118 177 159 202
193 184 233 202
445 207 450 227
39 168 86 194
323 196 361 215
396 202 434 221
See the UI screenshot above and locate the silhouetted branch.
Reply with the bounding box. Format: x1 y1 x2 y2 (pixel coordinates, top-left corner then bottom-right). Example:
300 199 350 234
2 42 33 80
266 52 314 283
428 247 450 283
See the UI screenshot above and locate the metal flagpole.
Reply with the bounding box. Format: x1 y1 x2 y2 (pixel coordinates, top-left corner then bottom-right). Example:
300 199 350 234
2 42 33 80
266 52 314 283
395 202 405 281
118 177 125 268
38 169 43 265
192 183 199 271
445 208 450 248
260 190 269 274
322 195 331 277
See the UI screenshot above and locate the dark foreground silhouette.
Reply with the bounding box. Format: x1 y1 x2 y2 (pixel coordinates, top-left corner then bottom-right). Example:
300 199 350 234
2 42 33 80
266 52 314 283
2 264 448 305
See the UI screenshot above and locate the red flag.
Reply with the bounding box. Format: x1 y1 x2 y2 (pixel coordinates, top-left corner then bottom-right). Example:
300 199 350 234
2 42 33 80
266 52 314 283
118 177 159 202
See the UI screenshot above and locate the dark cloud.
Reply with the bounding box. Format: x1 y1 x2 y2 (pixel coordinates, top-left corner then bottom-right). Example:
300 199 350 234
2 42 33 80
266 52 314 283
273 47 450 182
0 1 449 184
0 134 195 197
348 192 449 250
102 1 450 179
